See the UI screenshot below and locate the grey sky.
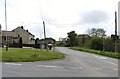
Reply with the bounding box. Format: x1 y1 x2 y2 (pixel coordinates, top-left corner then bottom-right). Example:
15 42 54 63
80 10 109 24
0 0 119 40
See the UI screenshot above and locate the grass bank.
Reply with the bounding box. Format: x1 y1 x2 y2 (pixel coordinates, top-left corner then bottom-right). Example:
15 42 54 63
1 48 65 62
70 47 120 59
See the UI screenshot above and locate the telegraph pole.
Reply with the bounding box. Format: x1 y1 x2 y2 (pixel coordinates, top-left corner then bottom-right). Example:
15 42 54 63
5 0 8 51
102 35 106 53
115 11 117 52
43 21 46 49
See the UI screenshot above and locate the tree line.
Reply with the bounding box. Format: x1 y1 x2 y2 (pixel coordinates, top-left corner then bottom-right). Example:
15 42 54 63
56 28 120 53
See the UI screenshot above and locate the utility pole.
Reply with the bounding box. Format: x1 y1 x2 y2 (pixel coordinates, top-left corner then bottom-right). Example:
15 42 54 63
102 35 106 53
43 21 46 49
5 0 8 51
115 11 117 52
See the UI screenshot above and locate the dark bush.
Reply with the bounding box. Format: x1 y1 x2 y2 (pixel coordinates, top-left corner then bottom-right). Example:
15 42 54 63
23 44 35 47
34 38 40 48
18 37 23 48
104 38 114 52
89 37 103 50
9 43 19 48
117 40 120 53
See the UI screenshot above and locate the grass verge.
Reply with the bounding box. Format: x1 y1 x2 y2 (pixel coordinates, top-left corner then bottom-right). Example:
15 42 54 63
1 48 65 62
70 47 120 59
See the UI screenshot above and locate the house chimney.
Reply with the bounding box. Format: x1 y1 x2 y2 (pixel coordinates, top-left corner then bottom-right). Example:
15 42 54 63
21 26 23 29
26 30 28 32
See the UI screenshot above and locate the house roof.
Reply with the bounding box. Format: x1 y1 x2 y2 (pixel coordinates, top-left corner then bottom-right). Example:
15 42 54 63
2 31 17 37
12 26 35 37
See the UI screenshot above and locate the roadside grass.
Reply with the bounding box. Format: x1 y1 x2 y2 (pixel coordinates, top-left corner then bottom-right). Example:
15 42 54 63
1 48 65 62
70 47 120 59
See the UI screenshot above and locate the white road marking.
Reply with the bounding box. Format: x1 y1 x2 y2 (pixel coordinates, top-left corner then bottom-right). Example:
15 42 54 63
93 55 98 58
95 68 102 70
85 67 118 71
100 57 107 60
85 67 102 70
93 55 118 66
70 67 84 70
5 63 22 66
93 55 107 60
112 69 118 71
102 60 118 66
37 65 63 68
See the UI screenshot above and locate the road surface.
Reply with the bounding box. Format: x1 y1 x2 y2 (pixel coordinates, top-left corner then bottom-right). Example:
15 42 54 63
2 47 118 77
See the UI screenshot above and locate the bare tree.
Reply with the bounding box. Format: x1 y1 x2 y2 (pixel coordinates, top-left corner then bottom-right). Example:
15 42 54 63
88 28 106 37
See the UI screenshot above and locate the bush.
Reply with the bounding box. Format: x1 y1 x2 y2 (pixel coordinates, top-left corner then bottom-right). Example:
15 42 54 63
104 38 114 52
55 41 67 47
34 38 40 48
18 37 23 48
89 37 103 50
9 43 19 48
23 44 35 47
117 40 120 53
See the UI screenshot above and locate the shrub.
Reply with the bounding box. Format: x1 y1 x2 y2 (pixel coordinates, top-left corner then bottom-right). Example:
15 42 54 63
89 37 103 50
18 37 23 48
23 44 35 47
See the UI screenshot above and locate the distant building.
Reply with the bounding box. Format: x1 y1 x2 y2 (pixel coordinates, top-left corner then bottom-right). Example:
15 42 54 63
118 1 120 38
12 26 35 44
78 34 89 38
59 38 67 41
39 38 55 44
36 38 55 49
1 26 35 46
2 30 18 45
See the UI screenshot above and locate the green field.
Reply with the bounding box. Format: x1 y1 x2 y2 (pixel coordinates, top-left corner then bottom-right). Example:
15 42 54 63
70 47 120 59
1 48 65 62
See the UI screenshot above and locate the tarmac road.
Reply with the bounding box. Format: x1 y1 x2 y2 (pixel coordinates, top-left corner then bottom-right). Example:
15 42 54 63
2 47 118 77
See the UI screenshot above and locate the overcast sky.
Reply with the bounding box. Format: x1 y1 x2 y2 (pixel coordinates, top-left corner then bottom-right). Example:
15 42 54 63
0 0 120 40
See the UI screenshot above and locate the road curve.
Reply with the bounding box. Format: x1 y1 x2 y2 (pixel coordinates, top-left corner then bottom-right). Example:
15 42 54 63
2 47 118 77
